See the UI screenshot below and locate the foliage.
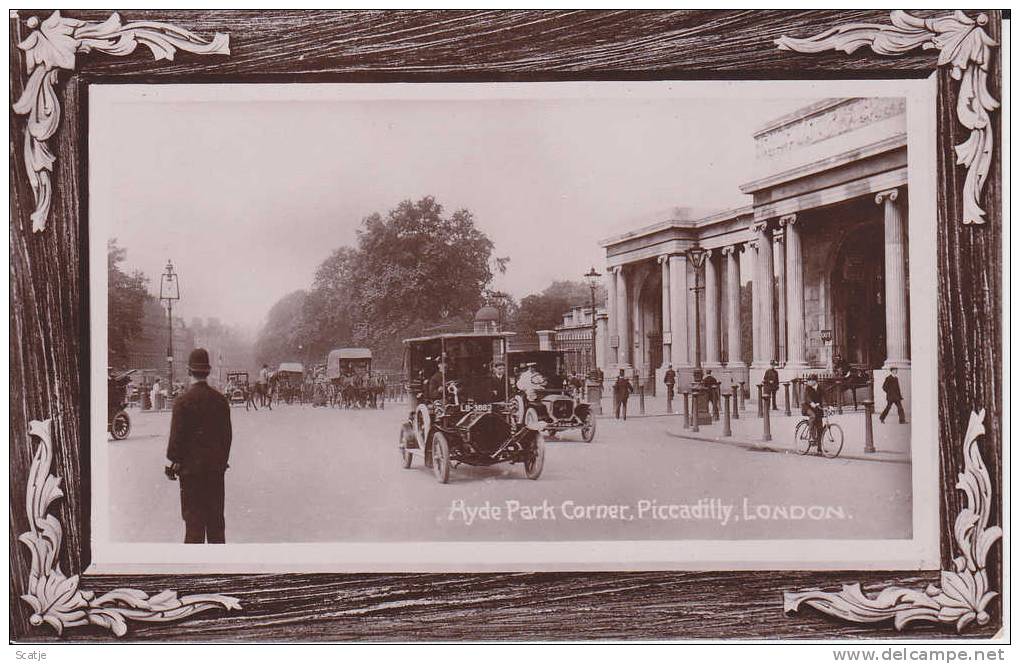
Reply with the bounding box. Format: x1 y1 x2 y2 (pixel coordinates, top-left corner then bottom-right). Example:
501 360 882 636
513 280 606 334
253 290 308 367
107 239 151 369
256 197 505 369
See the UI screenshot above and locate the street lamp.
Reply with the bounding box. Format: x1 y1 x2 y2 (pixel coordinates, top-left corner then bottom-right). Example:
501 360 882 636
686 245 708 381
159 260 181 391
584 267 601 376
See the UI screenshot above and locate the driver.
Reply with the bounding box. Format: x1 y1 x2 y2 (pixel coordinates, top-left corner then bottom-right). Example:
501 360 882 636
516 362 547 401
488 362 508 402
427 361 446 401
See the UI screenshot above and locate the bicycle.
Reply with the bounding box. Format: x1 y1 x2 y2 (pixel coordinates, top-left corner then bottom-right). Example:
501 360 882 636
794 406 844 458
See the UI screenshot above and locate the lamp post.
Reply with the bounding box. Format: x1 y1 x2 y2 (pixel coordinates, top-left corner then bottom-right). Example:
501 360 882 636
584 267 601 376
686 245 708 382
159 260 181 391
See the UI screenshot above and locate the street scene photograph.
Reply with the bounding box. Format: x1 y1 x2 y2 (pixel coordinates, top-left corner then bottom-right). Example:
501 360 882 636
92 83 923 553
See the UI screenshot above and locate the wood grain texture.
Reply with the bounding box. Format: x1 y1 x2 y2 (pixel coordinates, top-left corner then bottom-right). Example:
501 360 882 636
8 9 1002 642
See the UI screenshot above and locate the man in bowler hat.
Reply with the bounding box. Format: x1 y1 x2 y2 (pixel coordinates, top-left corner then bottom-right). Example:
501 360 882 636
613 369 634 420
880 367 907 424
166 348 232 543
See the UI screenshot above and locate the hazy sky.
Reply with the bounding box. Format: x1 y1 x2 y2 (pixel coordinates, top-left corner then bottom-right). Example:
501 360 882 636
94 85 811 332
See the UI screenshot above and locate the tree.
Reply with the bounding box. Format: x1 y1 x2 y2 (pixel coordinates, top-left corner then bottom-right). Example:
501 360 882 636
513 280 607 334
254 290 309 367
108 239 150 369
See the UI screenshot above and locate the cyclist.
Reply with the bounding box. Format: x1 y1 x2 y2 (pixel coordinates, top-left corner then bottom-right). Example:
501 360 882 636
801 374 824 448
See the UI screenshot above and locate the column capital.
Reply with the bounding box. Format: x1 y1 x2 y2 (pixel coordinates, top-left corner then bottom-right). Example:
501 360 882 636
773 228 784 242
749 219 770 234
875 188 900 205
611 265 624 275
657 254 670 264
748 238 759 252
720 244 741 257
779 213 798 227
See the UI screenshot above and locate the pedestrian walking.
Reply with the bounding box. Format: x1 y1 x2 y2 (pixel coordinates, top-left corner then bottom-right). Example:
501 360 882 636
764 360 780 410
664 364 676 410
613 369 633 420
879 367 907 424
165 348 233 544
701 369 720 418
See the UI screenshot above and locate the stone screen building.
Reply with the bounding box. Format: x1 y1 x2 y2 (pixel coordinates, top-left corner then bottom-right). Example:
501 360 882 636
600 98 910 406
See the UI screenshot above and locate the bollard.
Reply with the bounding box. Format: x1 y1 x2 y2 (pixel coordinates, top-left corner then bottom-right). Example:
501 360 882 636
863 400 876 453
792 378 801 409
690 391 700 432
761 394 772 442
739 381 747 411
666 388 673 415
639 384 646 415
731 384 740 420
836 381 844 415
852 386 859 411
783 382 791 417
712 387 720 422
682 391 690 430
756 384 764 418
722 393 732 437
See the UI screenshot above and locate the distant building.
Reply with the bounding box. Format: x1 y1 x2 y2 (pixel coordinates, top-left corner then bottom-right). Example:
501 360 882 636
554 304 607 377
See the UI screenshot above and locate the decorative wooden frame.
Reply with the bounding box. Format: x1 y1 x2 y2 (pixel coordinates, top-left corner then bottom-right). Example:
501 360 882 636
10 10 1002 641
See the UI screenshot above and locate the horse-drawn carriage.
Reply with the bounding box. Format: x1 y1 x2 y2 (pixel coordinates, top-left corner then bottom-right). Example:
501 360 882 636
327 348 383 408
274 362 305 404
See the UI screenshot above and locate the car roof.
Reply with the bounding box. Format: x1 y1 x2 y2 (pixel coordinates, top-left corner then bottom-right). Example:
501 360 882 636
328 348 372 359
402 332 513 344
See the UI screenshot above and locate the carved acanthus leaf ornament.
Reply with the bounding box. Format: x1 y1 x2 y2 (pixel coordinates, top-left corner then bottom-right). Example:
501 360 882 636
19 419 241 636
776 10 999 225
785 411 1000 631
12 11 229 232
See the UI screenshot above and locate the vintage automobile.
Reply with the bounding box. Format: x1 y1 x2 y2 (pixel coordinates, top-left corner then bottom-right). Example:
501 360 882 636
507 350 596 442
107 369 134 440
224 371 250 406
398 332 545 483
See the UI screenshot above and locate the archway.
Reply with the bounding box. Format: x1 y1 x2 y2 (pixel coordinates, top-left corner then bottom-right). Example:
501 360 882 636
635 266 663 394
830 221 886 369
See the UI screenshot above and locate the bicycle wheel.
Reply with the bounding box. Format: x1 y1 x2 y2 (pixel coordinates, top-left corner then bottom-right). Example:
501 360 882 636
820 423 844 458
793 419 812 455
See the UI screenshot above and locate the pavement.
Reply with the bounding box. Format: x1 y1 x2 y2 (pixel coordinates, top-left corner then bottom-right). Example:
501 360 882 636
106 397 913 543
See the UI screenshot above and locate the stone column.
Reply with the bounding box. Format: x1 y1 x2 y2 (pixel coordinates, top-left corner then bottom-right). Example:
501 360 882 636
668 254 689 368
659 255 671 367
607 266 619 365
617 266 631 368
773 229 786 365
877 188 910 367
704 249 722 367
722 245 743 366
781 214 808 369
752 220 776 367
749 239 760 363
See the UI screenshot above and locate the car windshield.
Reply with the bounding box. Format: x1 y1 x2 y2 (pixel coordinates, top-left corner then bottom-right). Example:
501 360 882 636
508 351 566 390
443 338 498 380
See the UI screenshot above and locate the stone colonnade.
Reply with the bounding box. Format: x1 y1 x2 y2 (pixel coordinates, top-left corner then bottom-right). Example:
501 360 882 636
606 186 911 383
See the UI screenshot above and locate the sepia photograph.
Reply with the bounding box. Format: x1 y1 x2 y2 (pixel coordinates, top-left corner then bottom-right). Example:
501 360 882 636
11 7 1003 645
89 80 938 570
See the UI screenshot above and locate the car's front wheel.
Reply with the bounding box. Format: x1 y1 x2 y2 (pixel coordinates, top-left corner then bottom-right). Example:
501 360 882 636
399 424 414 469
431 432 451 484
580 411 596 442
524 432 545 480
110 410 131 440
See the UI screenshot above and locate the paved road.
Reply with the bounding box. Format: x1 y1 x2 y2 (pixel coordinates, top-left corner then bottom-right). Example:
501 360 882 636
107 400 912 543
